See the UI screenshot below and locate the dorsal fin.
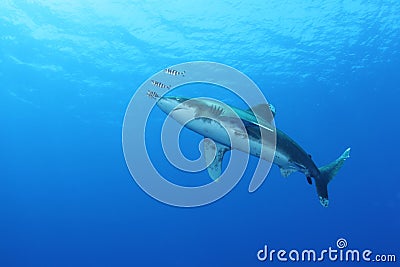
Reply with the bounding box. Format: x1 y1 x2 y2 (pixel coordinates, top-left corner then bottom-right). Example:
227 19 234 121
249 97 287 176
247 103 276 122
203 138 230 180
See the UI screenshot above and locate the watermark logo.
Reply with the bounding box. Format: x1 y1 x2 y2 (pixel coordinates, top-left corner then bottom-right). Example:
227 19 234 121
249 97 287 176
122 61 276 207
257 238 396 263
336 238 348 249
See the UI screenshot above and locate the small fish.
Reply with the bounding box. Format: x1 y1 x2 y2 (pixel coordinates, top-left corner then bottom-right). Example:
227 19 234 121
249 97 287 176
147 90 159 99
164 68 185 77
151 80 171 89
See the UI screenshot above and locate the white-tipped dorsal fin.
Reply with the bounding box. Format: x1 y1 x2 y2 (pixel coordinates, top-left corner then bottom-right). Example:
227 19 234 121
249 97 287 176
203 138 230 180
279 167 296 178
247 103 276 122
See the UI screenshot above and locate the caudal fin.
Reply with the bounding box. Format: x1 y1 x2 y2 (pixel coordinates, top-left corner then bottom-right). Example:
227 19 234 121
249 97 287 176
315 148 351 207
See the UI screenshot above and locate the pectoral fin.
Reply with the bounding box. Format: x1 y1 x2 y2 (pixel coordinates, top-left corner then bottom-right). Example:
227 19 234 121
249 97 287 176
203 138 230 180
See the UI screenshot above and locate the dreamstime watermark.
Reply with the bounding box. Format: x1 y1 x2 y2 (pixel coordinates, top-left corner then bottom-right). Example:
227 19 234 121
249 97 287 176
122 61 276 207
257 238 396 263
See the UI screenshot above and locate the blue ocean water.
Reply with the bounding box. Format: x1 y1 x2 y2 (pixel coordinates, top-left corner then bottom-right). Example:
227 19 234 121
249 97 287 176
1 1 399 266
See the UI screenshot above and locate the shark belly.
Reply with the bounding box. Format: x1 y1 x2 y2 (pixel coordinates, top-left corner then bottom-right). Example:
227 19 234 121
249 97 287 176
183 118 249 150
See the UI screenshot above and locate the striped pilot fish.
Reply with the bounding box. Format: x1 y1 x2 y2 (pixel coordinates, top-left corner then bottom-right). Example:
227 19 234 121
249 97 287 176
164 68 185 77
151 80 171 89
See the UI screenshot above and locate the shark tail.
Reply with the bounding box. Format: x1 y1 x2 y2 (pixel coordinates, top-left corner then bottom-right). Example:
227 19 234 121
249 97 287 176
315 148 351 207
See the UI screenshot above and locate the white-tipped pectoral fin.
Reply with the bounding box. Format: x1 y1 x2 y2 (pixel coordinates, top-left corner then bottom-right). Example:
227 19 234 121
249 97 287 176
203 138 230 180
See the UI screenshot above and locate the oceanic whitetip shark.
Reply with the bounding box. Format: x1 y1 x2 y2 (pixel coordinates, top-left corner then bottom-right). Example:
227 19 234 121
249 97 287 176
148 91 350 207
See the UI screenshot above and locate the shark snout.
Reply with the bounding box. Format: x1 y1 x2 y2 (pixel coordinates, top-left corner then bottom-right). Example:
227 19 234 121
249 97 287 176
155 96 192 116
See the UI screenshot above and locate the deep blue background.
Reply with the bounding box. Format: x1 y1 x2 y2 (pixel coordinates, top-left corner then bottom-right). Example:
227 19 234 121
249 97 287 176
1 1 399 266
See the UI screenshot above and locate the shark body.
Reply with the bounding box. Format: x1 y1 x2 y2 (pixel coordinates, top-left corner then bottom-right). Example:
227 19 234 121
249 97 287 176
153 94 350 207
